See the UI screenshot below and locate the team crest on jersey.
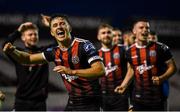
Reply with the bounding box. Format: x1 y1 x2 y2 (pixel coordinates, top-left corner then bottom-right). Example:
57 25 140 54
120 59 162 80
72 56 80 64
113 53 120 59
149 50 156 57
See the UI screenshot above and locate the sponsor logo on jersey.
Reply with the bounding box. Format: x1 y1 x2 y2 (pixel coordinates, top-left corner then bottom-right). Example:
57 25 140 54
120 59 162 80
136 60 154 74
105 62 118 76
61 74 79 82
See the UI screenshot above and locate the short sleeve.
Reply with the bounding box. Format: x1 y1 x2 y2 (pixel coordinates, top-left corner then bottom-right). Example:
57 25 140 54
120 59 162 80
81 40 102 64
159 43 173 62
42 47 55 62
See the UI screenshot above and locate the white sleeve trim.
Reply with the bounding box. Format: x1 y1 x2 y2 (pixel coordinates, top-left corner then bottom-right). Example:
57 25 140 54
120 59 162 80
42 52 48 62
88 56 102 64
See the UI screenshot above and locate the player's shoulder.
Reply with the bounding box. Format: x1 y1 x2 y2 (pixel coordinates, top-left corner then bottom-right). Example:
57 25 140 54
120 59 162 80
46 45 59 51
115 44 127 51
127 43 136 51
117 44 124 47
156 42 170 50
74 37 89 43
74 37 96 51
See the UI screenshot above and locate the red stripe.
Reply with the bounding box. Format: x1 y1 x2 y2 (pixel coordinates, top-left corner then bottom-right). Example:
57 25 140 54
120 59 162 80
131 46 138 65
71 41 82 95
98 50 102 57
140 48 149 88
131 46 139 81
113 46 122 81
55 48 61 65
149 43 157 76
104 51 112 84
62 50 69 67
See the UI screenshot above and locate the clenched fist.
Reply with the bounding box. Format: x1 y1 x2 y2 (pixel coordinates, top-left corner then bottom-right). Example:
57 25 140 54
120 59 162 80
152 76 162 85
3 42 16 54
0 91 5 101
114 85 126 94
53 65 75 75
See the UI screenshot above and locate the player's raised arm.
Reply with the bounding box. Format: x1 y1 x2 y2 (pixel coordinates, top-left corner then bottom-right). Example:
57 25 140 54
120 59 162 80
3 42 46 64
41 14 51 27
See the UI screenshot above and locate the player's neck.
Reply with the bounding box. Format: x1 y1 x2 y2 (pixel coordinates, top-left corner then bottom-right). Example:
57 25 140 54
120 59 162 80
58 37 72 49
102 43 113 49
137 40 147 46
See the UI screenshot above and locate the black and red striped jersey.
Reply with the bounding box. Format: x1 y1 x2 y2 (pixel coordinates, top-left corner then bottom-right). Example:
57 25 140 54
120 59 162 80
126 42 173 103
98 44 127 94
43 37 102 97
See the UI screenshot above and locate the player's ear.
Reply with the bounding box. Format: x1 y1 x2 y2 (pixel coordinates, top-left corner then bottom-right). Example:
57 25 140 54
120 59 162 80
50 30 55 37
97 36 100 41
21 34 25 42
66 22 72 32
132 28 136 34
97 33 101 41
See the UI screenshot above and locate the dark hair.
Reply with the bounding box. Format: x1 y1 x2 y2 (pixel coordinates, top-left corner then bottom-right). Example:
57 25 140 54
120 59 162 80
20 23 38 33
50 14 71 26
123 30 133 35
98 23 113 32
113 27 121 32
149 31 156 35
133 18 149 28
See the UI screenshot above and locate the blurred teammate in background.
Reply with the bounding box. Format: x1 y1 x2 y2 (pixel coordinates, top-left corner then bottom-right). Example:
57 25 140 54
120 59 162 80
115 19 177 111
122 30 136 50
148 31 158 42
97 23 128 111
2 22 57 111
112 28 123 45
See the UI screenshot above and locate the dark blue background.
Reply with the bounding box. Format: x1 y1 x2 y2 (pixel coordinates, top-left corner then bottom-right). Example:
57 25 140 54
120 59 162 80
0 0 178 23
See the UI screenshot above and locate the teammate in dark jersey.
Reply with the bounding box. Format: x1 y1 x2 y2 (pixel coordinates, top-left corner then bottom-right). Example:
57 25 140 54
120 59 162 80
122 30 136 111
148 30 169 110
115 19 177 111
123 30 136 50
3 14 105 111
97 24 128 111
2 22 57 111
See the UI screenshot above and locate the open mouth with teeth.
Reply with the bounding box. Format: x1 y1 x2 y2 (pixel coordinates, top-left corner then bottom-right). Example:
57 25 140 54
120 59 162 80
56 28 66 39
57 30 65 35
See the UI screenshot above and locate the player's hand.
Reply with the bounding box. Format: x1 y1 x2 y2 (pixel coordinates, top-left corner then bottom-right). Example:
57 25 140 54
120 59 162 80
114 85 126 94
152 76 162 85
0 91 5 101
18 22 33 32
41 14 51 27
3 42 16 54
53 65 73 75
